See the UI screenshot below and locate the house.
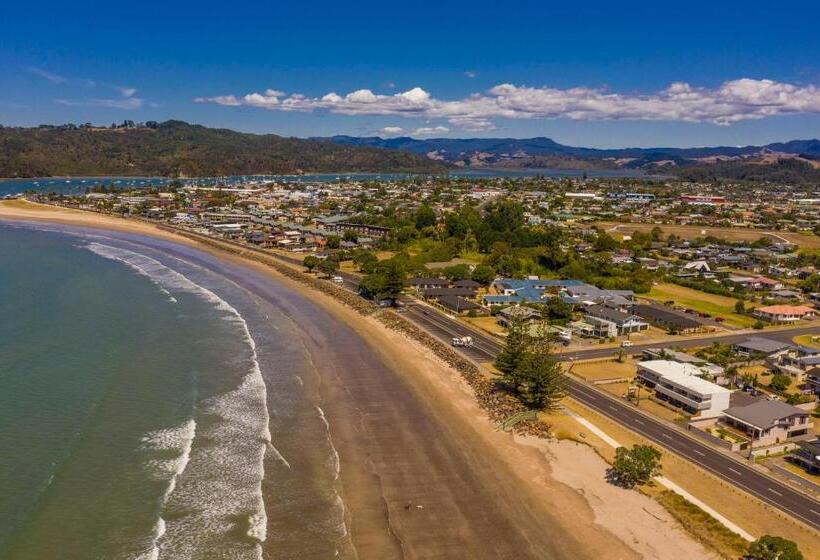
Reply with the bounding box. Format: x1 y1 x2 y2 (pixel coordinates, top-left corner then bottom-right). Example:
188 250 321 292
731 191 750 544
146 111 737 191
584 305 648 336
436 295 482 314
722 400 813 447
768 346 820 383
641 348 725 381
636 360 732 418
497 306 541 328
732 337 794 357
408 277 451 291
453 279 481 290
753 305 815 323
632 304 703 334
788 439 820 474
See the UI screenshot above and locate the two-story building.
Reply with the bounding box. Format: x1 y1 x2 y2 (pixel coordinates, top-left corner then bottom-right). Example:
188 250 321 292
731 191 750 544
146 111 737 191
636 360 731 418
722 400 813 447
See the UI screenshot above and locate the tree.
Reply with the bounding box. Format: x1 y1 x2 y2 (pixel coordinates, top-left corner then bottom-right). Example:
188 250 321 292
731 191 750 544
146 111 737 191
471 264 496 285
770 374 791 392
325 235 341 249
747 535 803 560
513 324 567 410
414 203 437 230
609 444 662 488
495 312 529 377
352 250 378 273
303 255 320 272
317 258 339 277
735 299 746 314
753 320 765 330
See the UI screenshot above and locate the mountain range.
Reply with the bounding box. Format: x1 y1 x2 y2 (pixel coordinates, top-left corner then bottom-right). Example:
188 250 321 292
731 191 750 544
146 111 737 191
320 135 820 171
0 121 446 178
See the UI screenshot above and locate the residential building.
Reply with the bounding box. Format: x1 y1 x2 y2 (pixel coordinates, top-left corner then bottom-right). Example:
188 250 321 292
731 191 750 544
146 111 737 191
584 305 648 336
732 337 794 357
753 305 815 323
636 360 732 418
722 400 813 447
788 439 820 474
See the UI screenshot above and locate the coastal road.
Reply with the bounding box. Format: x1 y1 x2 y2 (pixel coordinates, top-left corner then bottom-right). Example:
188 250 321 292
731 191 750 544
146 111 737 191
162 231 820 531
401 303 820 532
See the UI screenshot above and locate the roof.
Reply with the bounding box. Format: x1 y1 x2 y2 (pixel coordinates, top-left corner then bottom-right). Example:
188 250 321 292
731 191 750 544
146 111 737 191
638 360 731 395
632 304 702 329
437 295 481 311
408 277 450 286
755 305 814 315
733 337 793 354
724 400 809 429
585 305 638 325
453 279 481 289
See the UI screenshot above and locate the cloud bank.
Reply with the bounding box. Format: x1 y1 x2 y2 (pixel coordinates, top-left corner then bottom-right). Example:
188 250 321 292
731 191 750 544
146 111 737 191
195 78 820 130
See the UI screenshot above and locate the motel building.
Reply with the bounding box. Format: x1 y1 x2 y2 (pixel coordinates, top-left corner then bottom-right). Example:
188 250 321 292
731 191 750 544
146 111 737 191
636 360 731 418
753 305 815 323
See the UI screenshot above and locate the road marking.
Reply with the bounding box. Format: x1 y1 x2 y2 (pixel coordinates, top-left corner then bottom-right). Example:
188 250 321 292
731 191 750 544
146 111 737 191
768 488 782 497
662 433 673 440
633 419 644 425
692 448 706 457
608 405 618 412
811 509 820 517
728 467 742 476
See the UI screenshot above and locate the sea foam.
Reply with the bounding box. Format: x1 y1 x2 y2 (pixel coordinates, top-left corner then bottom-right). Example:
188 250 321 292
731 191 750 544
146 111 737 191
86 242 270 559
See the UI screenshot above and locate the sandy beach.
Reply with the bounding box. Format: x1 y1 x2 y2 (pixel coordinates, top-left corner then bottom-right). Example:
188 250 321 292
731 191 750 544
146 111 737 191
0 201 717 559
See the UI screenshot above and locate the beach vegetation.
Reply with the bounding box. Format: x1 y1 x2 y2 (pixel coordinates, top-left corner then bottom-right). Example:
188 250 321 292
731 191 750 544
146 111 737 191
608 444 662 488
747 535 803 560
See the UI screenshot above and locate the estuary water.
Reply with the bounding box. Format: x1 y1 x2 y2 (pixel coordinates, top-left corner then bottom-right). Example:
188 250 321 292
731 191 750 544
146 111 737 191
0 222 352 559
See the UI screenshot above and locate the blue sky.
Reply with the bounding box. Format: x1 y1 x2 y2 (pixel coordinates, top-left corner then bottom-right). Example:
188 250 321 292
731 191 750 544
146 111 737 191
2 0 820 147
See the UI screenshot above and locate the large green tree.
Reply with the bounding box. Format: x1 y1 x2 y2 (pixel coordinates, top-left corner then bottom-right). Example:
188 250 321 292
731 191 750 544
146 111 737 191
513 324 567 410
610 444 662 488
747 535 803 560
495 313 529 378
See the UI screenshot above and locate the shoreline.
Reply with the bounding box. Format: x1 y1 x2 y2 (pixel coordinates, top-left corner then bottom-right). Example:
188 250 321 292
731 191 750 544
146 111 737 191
0 201 716 559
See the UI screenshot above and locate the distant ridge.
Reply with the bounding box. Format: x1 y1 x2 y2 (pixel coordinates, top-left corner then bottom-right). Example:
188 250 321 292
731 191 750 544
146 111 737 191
0 121 447 178
316 135 820 183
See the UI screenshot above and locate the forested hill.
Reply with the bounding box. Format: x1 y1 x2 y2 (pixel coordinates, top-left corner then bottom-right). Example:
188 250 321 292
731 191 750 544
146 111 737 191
0 121 448 178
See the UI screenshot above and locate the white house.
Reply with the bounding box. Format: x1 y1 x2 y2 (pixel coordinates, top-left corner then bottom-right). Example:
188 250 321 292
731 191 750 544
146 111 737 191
636 360 732 418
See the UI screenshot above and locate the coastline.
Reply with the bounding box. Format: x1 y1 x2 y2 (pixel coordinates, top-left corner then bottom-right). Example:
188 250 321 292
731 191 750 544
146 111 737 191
0 201 716 559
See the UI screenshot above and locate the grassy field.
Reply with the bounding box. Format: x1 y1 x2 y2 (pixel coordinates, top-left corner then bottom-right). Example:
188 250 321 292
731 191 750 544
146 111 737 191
462 316 506 336
598 221 820 249
571 359 637 381
793 334 820 349
644 283 758 328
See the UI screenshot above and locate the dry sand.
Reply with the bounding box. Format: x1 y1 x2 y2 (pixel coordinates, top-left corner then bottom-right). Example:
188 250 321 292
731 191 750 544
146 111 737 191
0 201 717 559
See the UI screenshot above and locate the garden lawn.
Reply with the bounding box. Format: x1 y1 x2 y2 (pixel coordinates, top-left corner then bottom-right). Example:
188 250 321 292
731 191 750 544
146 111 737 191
644 283 758 328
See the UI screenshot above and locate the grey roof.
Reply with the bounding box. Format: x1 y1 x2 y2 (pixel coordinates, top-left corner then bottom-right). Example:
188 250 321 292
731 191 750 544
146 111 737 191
437 295 481 311
733 337 794 355
585 305 637 326
724 400 809 429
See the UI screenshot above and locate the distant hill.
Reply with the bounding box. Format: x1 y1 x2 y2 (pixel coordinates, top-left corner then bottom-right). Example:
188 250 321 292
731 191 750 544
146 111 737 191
0 121 447 178
319 135 820 182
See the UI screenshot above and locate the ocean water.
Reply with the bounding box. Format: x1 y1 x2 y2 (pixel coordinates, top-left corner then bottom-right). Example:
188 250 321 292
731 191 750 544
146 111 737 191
0 166 661 195
0 222 353 559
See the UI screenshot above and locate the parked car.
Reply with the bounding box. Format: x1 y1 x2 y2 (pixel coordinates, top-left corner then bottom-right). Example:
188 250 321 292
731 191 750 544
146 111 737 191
621 340 634 348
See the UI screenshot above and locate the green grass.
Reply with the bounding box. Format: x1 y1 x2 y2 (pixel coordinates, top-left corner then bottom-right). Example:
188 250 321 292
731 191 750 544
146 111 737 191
655 491 750 559
645 283 758 328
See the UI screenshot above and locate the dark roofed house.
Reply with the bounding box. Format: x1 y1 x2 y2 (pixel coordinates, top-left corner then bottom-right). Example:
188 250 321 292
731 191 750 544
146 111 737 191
732 337 794 357
453 279 481 290
421 287 478 299
408 277 451 290
584 305 648 336
788 439 820 474
436 295 482 314
632 304 703 333
722 400 813 447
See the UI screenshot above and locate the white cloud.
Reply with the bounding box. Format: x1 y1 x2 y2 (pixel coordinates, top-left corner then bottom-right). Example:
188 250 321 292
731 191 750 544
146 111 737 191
119 87 137 98
378 126 405 137
194 78 820 129
412 125 449 136
56 92 144 110
464 71 478 79
27 67 66 84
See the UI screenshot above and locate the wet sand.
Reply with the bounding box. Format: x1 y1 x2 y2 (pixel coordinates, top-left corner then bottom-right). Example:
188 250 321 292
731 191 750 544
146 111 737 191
0 201 715 559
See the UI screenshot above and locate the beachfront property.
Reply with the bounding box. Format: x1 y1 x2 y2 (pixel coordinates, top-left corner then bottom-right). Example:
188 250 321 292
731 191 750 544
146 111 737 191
636 360 732 418
732 337 794 357
788 439 820 474
753 304 815 323
583 305 648 337
722 400 814 448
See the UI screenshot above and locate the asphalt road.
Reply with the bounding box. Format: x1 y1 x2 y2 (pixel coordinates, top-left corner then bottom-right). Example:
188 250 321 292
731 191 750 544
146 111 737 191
176 234 820 531
401 303 820 532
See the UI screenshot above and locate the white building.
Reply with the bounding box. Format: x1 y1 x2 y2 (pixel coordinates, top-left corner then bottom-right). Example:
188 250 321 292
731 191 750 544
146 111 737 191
636 360 731 418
